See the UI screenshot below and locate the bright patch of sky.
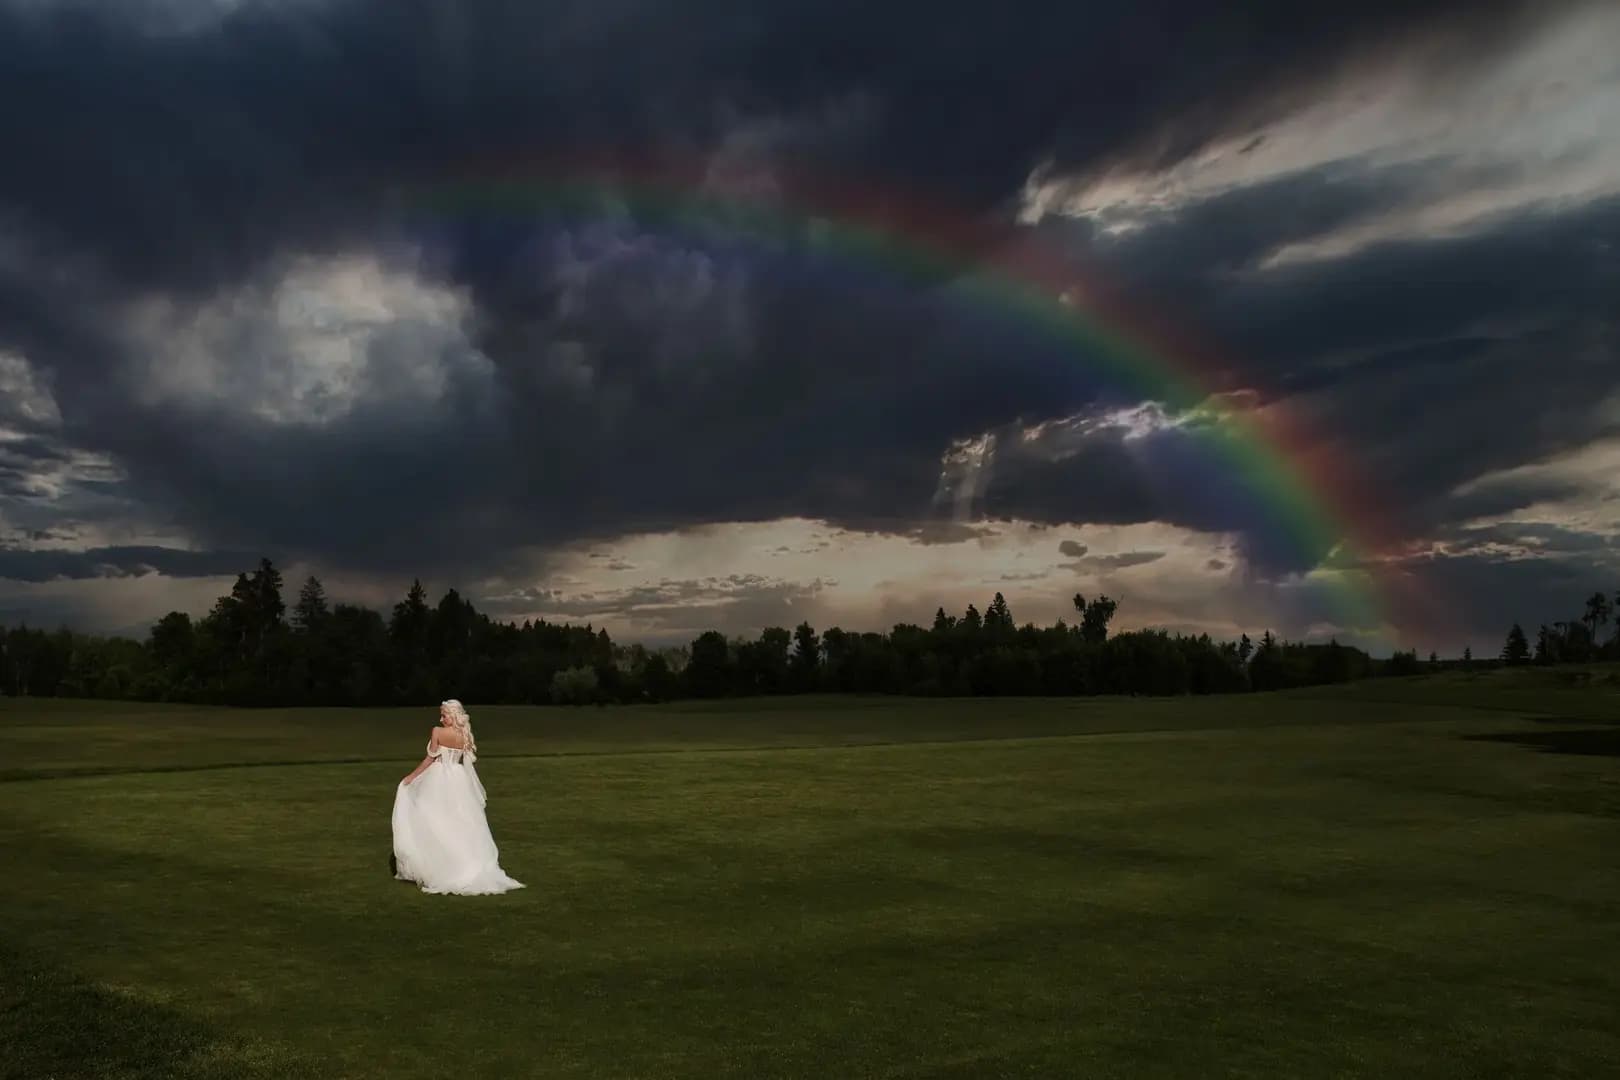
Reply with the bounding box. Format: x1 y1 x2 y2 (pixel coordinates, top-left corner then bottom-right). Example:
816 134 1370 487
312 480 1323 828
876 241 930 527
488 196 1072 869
124 254 493 426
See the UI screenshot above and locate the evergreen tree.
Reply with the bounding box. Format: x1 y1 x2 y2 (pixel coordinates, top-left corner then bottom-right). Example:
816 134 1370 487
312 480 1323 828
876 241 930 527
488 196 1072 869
1584 592 1612 643
743 626 792 693
389 579 433 698
686 630 732 698
221 573 253 654
985 592 1013 632
1386 649 1421 676
791 622 820 687
293 576 329 632
250 559 285 631
391 580 430 642
1501 623 1530 665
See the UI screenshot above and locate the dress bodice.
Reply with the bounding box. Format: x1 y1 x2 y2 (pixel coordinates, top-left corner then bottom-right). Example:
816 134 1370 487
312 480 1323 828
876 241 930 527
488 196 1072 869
427 741 476 765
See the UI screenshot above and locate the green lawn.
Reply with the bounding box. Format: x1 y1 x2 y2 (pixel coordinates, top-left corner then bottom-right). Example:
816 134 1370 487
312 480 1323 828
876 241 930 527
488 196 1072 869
3 676 1618 1078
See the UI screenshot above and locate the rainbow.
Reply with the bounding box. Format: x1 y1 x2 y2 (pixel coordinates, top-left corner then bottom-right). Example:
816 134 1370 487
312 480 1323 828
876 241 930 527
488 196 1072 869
400 151 1436 648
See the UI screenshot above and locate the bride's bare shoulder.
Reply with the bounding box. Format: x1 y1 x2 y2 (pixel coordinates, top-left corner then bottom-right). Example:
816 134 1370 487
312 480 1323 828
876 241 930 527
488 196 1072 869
431 727 468 749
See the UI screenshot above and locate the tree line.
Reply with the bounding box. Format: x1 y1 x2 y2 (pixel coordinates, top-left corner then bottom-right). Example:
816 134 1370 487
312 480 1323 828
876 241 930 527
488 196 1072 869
0 558 1597 707
1495 590 1620 666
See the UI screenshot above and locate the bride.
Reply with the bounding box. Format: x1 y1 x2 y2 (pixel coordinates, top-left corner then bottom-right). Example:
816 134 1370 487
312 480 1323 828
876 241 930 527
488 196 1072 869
391 699 525 895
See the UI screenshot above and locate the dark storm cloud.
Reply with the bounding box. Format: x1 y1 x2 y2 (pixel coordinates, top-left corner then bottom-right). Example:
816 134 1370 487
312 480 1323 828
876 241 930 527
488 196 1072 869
0 0 1544 296
1408 545 1620 655
0 435 77 498
1442 522 1614 559
0 544 254 583
997 570 1050 583
1208 197 1620 535
1063 551 1167 573
1441 469 1597 529
0 0 1610 644
979 176 1620 561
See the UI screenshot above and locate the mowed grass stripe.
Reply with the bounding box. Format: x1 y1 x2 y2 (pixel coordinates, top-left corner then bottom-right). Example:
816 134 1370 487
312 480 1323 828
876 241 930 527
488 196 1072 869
0 716 1485 784
0 681 1548 783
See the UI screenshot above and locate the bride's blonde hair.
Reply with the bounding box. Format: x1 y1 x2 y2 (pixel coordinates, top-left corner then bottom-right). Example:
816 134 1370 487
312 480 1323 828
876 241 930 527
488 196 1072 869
442 699 476 755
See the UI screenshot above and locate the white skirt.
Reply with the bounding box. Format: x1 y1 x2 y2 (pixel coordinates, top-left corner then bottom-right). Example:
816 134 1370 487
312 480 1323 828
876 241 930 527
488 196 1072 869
391 755 524 896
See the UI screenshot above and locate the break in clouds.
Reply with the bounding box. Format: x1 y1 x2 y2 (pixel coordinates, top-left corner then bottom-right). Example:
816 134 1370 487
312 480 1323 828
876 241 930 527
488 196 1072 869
0 0 1616 652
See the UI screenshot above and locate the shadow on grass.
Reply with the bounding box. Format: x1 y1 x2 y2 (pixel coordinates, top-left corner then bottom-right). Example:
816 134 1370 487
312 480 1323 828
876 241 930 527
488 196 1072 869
1465 729 1620 757
0 944 315 1080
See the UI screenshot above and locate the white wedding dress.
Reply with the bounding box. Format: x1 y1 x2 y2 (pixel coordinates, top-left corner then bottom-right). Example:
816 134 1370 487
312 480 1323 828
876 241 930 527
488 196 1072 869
392 741 524 895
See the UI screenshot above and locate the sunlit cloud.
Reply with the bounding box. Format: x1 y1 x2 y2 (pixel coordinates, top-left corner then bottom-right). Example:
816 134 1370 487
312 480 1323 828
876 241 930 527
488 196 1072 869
1023 2 1620 264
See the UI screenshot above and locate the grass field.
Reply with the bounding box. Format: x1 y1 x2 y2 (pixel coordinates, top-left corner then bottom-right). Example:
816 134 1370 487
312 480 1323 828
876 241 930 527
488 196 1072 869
3 669 1619 1078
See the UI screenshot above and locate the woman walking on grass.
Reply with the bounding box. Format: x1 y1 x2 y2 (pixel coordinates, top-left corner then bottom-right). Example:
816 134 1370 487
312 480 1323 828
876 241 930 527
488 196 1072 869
391 699 524 895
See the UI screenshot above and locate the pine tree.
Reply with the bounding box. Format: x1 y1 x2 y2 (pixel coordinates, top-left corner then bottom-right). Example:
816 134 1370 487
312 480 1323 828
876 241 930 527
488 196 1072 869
1501 623 1530 665
217 573 253 656
1584 592 1611 641
791 622 820 685
391 579 430 640
293 576 329 632
389 579 433 695
251 558 285 629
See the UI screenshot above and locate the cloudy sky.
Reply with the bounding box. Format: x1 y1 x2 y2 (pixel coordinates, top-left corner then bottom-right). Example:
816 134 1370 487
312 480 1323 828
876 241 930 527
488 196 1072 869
1 0 1615 655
